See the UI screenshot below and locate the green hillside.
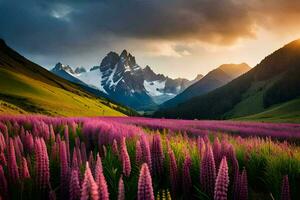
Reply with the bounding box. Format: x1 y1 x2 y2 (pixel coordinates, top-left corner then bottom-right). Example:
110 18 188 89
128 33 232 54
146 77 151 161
235 98 300 123
155 39 300 122
0 39 129 116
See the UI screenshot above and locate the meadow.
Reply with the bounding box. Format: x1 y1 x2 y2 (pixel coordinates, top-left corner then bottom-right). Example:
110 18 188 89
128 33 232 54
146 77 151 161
0 115 299 200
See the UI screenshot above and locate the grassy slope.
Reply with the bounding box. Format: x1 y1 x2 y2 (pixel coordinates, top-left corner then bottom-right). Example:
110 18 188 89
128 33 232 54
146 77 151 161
235 97 300 123
0 68 125 116
0 39 127 116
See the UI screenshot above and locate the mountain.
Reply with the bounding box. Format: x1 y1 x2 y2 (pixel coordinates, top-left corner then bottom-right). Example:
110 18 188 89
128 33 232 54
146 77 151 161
51 50 201 110
161 63 250 108
0 39 133 116
155 39 300 121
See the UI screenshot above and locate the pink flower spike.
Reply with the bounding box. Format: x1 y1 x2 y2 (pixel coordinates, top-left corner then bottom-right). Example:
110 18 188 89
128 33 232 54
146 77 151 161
281 175 291 200
69 169 81 200
214 157 229 200
118 176 125 200
137 163 154 200
81 162 99 200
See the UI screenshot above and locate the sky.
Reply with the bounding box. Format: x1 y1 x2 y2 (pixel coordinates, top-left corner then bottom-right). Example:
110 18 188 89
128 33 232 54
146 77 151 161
1 0 300 80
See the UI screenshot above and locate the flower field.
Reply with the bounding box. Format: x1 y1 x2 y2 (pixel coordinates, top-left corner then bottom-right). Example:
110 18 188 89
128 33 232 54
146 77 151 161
0 115 299 200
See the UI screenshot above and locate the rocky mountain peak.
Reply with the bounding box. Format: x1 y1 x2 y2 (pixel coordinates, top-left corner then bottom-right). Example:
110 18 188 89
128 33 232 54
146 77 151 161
74 67 86 74
52 62 75 74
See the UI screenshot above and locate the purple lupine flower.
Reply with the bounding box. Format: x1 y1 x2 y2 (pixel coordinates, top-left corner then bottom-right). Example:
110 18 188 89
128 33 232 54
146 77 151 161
214 157 229 200
238 168 248 200
182 153 192 197
0 165 8 199
213 137 222 169
60 141 69 198
112 139 119 157
281 175 290 200
81 162 99 200
135 140 142 165
0 123 8 144
8 138 19 184
0 133 6 153
118 176 125 200
49 124 55 143
35 138 50 190
197 137 205 158
168 148 178 195
96 164 109 200
141 135 152 172
121 137 131 177
151 134 164 176
200 144 216 198
94 154 103 184
64 125 70 164
137 163 154 200
21 157 30 179
226 144 239 178
69 169 81 200
24 132 34 154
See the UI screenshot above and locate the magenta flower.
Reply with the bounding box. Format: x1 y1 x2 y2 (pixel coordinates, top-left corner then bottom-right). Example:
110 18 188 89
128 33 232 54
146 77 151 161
137 163 154 200
21 157 30 179
197 137 205 158
214 157 229 200
8 138 19 184
213 137 222 169
168 148 178 195
141 135 152 173
118 176 125 200
112 139 119 157
60 141 70 198
35 138 50 190
121 137 131 177
96 166 109 200
238 168 248 200
0 165 8 199
70 169 81 200
281 175 290 200
151 134 164 176
200 144 216 198
135 140 142 165
94 154 103 184
81 162 99 200
64 125 71 164
182 153 192 197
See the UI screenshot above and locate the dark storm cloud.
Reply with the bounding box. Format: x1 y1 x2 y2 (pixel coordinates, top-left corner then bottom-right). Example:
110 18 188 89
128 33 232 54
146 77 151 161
0 0 300 59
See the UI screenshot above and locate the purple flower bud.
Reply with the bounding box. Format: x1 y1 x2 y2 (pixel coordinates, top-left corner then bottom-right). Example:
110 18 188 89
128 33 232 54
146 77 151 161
214 157 229 200
200 144 216 198
118 176 125 200
136 140 142 165
8 138 19 184
168 148 178 196
81 162 99 200
121 137 131 177
137 163 154 200
183 153 192 197
281 175 290 200
151 134 164 176
69 169 81 200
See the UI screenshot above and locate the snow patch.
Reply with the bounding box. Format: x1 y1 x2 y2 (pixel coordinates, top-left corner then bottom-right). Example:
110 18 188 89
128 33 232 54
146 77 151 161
143 80 166 96
76 70 107 94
